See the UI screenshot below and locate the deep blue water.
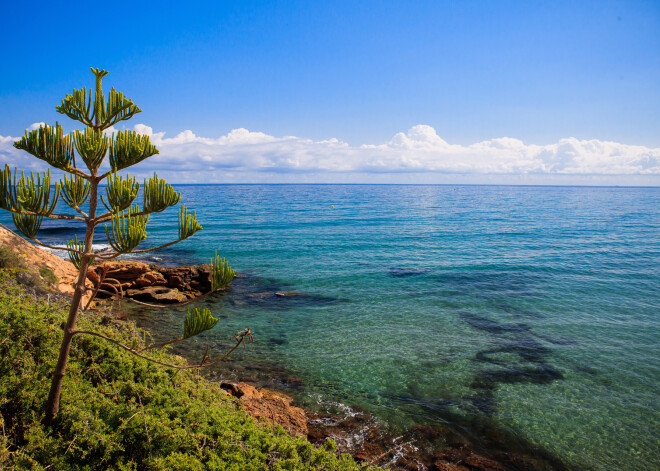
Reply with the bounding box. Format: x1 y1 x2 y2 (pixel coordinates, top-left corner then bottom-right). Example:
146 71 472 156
6 185 660 470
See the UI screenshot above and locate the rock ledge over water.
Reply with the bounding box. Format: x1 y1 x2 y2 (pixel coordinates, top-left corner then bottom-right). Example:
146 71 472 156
88 260 214 303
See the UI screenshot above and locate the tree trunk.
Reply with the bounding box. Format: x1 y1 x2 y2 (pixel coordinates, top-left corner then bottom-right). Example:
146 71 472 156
43 176 98 425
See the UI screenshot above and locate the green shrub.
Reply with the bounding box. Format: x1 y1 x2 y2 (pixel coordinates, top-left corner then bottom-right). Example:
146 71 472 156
0 246 23 269
38 267 58 287
0 271 373 471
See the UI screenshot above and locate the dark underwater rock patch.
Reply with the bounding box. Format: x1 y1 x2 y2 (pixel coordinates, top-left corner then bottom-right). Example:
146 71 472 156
388 267 431 278
434 269 545 298
458 303 569 420
460 312 531 335
226 276 346 309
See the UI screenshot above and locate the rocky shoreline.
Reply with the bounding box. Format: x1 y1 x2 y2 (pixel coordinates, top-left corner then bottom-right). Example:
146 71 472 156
0 225 559 470
87 260 216 303
82 256 550 470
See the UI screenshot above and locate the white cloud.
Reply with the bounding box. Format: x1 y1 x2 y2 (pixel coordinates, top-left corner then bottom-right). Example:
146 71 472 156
28 122 46 131
1 124 659 185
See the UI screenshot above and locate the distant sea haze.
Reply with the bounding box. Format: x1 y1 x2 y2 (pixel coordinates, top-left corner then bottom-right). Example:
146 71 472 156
9 184 659 471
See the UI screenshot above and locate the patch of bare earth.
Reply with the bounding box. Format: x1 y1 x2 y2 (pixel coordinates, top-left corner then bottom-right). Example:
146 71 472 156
0 223 81 296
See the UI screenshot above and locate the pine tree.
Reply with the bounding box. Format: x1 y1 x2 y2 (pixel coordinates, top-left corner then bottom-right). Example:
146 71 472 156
0 68 249 425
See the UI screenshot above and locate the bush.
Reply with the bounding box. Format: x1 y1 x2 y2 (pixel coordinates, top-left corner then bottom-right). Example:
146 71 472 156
0 246 23 269
0 270 373 471
38 267 58 287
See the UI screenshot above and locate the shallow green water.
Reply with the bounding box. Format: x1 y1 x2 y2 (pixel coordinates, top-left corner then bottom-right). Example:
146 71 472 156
22 185 660 470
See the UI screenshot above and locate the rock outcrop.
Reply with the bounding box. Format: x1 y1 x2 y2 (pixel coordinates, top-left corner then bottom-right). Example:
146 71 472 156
88 260 214 303
220 382 308 437
0 225 217 305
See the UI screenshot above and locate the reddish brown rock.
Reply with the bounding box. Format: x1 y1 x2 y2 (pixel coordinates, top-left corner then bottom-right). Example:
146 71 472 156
134 271 167 287
87 260 215 303
96 261 150 281
462 454 506 471
125 286 188 303
221 382 308 437
221 382 263 400
167 274 187 290
161 264 212 294
432 461 465 471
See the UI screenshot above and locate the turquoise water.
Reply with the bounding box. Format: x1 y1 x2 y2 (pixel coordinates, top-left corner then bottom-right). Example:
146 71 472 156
10 185 660 470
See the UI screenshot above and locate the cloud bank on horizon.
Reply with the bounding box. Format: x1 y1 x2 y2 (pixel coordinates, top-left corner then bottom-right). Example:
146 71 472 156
2 124 659 185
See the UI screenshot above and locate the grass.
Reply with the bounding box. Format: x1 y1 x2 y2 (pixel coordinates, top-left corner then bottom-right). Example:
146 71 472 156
0 269 373 470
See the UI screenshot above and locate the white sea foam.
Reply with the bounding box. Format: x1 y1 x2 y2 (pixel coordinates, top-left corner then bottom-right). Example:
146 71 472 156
42 243 112 260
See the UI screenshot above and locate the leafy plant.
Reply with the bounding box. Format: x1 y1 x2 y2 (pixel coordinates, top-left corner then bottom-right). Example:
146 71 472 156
2 68 242 425
0 246 23 269
38 267 58 287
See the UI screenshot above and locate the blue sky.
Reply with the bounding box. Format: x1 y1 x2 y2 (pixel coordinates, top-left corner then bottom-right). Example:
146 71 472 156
1 0 659 184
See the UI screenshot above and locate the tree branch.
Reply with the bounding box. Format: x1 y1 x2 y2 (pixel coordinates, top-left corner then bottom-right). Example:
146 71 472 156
72 327 252 370
94 209 151 224
129 239 186 254
72 329 212 369
95 251 124 261
4 207 85 221
139 337 183 352
91 288 216 309
31 237 84 256
87 235 189 259
71 206 89 218
62 167 91 180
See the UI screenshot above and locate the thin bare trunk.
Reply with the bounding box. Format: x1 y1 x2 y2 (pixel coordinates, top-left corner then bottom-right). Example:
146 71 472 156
44 174 98 425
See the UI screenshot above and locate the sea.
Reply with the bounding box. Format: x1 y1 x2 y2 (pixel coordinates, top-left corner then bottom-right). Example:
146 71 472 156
4 184 659 470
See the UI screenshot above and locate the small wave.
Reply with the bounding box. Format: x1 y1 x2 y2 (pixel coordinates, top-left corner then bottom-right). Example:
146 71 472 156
42 243 113 260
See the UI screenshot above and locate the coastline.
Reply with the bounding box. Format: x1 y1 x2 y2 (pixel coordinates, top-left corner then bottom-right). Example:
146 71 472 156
0 224 566 470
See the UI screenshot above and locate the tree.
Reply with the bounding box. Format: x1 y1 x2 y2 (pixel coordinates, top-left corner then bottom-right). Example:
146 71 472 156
0 68 249 425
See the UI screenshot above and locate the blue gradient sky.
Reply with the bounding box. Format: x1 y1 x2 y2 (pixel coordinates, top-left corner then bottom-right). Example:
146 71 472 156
1 1 659 184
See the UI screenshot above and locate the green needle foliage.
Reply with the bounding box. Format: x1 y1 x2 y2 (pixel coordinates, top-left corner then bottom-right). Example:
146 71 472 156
13 123 75 170
66 234 95 270
12 212 43 239
211 250 236 291
105 206 149 253
178 203 202 240
15 169 60 216
102 87 143 127
61 174 90 208
183 308 220 339
2 168 61 239
0 165 18 211
56 86 95 127
102 171 139 212
109 130 158 170
2 68 240 425
74 127 109 171
143 172 181 213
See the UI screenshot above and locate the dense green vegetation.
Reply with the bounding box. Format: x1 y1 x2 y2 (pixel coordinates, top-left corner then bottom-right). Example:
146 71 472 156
0 269 371 470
